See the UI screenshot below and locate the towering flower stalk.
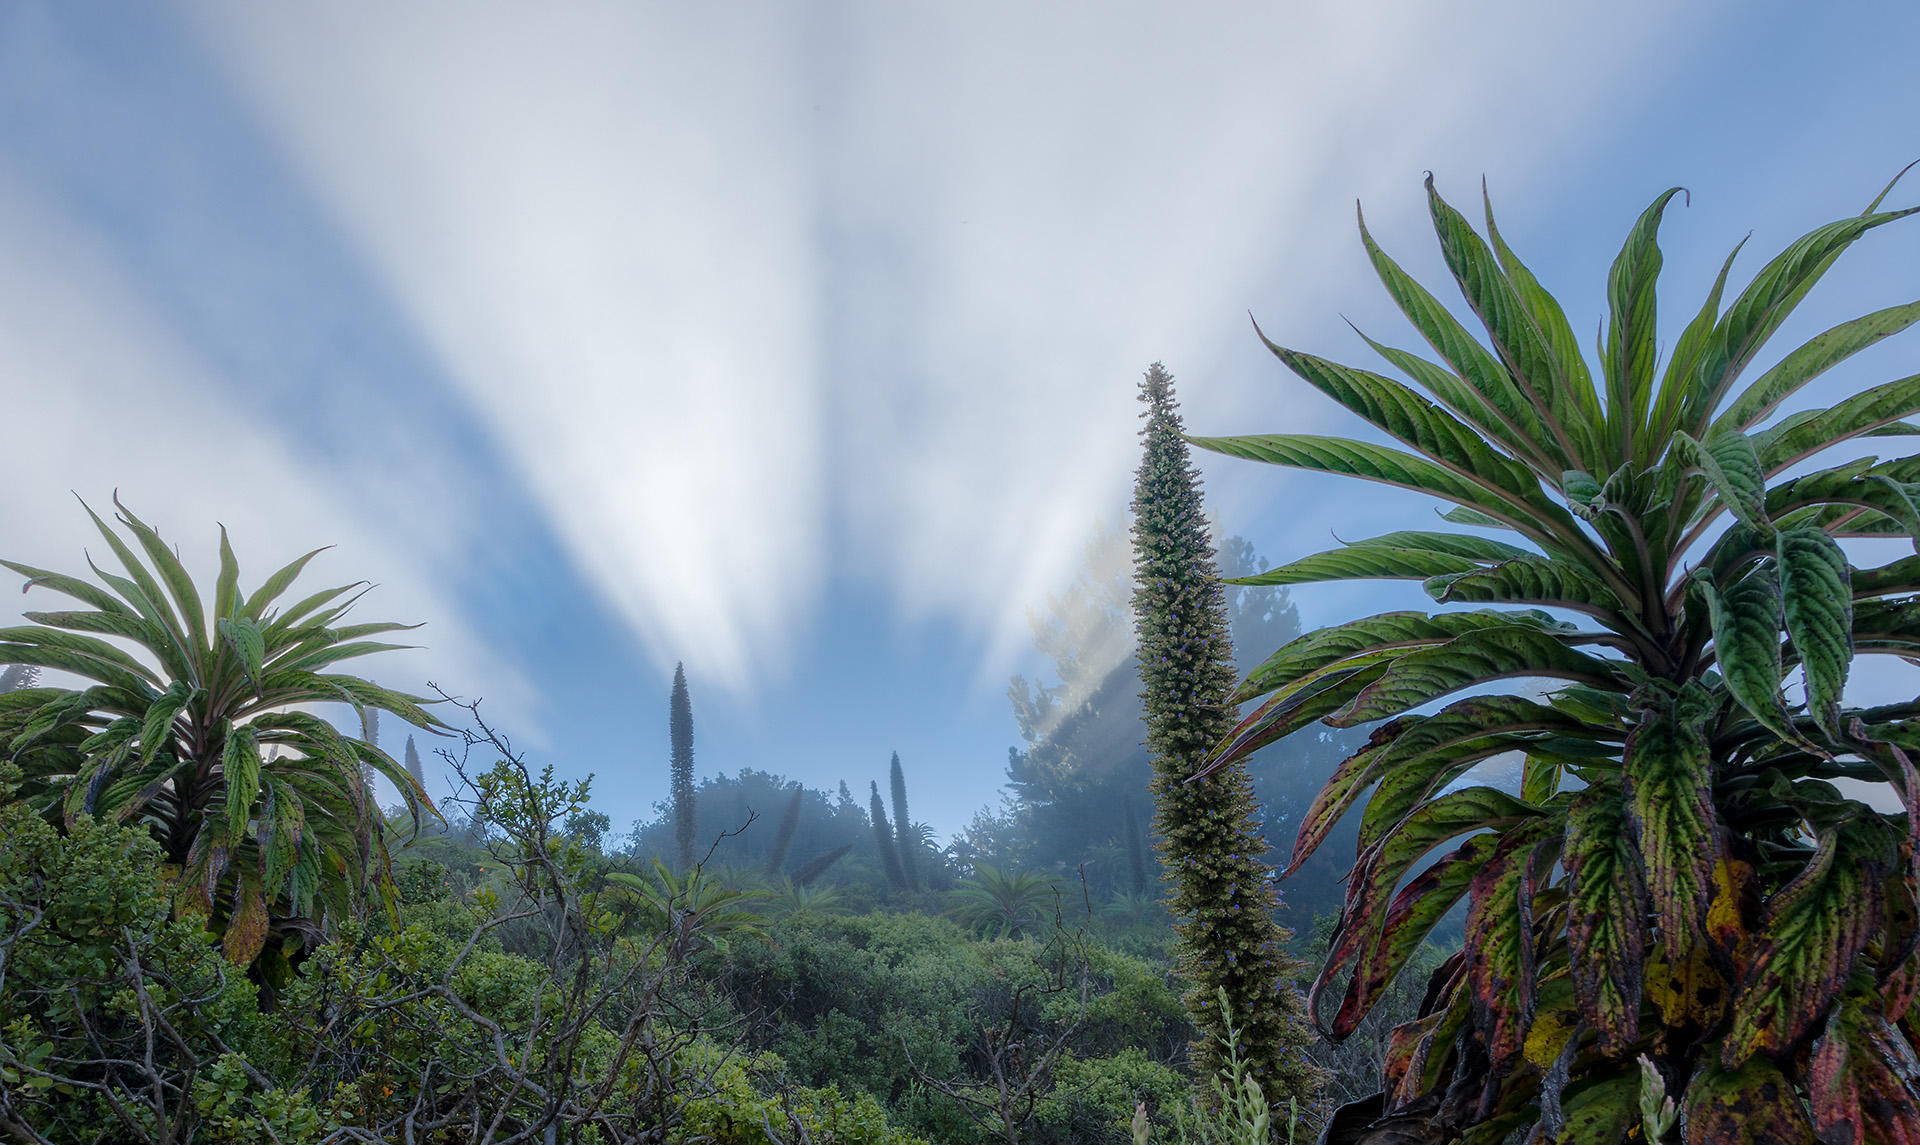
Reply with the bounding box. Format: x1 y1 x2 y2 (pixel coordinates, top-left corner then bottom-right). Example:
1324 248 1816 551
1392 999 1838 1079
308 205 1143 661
1130 362 1320 1108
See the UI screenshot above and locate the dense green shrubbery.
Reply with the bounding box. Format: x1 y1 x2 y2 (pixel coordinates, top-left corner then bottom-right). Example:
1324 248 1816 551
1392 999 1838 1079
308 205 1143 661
1 747 1309 1143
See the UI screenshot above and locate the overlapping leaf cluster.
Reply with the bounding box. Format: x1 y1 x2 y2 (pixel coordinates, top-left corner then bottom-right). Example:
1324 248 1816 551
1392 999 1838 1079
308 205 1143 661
1200 173 1920 1143
0 500 440 976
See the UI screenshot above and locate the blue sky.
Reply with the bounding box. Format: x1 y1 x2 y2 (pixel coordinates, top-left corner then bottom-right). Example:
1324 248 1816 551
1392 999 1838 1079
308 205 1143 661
2 2 1917 839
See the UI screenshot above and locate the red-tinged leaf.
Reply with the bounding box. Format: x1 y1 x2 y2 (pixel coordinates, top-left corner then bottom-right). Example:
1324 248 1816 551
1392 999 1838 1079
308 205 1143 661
1564 781 1649 1052
1327 833 1498 1038
1354 730 1537 859
1727 820 1891 1066
1681 1050 1820 1144
1199 660 1389 779
1464 823 1553 1070
1624 690 1719 960
1808 993 1920 1145
1352 695 1595 856
1283 728 1399 879
1382 1009 1447 1103
1331 787 1542 976
1390 961 1471 1106
222 876 270 965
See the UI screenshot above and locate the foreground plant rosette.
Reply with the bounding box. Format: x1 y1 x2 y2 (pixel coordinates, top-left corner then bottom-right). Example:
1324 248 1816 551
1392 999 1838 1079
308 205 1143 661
0 500 440 979
1197 171 1920 1142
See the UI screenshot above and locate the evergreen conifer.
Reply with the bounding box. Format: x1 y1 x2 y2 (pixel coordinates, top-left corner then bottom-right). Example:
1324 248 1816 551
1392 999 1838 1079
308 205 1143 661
1123 798 1150 897
764 786 805 878
888 751 919 891
669 662 696 869
1129 362 1319 1106
869 781 908 893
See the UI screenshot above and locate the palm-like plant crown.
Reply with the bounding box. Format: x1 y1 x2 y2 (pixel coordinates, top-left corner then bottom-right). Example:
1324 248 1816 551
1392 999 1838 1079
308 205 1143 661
0 500 442 974
1198 174 1920 1142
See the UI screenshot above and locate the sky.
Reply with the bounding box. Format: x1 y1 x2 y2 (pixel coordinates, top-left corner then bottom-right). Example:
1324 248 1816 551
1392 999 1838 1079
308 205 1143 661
2 1 1917 840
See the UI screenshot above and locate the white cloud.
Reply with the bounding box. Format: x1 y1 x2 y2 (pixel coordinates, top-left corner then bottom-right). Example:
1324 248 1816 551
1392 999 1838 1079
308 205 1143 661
0 168 534 740
185 0 1716 696
191 2 826 693
815 1 1711 682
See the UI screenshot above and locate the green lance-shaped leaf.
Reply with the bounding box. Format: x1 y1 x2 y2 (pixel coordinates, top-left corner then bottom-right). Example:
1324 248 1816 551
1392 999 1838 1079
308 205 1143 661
1353 328 1548 473
1428 177 1603 466
1352 697 1597 848
1484 184 1602 437
1564 781 1650 1052
1258 335 1548 502
1676 429 1771 533
1356 204 1557 468
1230 544 1484 592
213 525 240 623
271 640 420 677
1324 831 1498 1039
218 616 266 690
1651 237 1748 447
112 496 209 656
1329 625 1625 726
1680 1050 1821 1145
1689 205 1920 430
1604 188 1687 437
78 499 191 669
1860 476 1920 549
0 625 162 689
259 776 304 896
137 680 197 768
1757 372 1920 475
1188 433 1579 548
1238 606 1562 703
1520 752 1562 804
1292 694 1591 879
1717 299 1920 435
1425 555 1626 619
1562 469 1605 519
1725 819 1890 1066
0 557 141 620
1697 565 1794 742
239 546 333 620
21 608 166 658
223 724 262 843
1778 527 1853 740
1852 554 1920 600
1625 690 1719 961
